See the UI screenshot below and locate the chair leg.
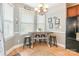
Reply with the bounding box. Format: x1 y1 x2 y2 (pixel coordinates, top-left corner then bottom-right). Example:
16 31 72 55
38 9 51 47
23 45 24 49
49 39 52 47
47 39 51 48
53 38 57 47
47 42 51 48
35 39 36 43
23 43 25 49
55 39 57 47
39 39 41 43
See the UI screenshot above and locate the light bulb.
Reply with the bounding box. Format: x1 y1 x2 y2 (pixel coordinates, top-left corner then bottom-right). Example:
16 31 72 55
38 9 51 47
35 8 38 11
37 9 40 12
43 9 47 12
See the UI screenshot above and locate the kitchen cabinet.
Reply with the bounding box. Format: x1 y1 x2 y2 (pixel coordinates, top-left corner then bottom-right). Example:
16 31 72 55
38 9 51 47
77 17 79 32
76 5 79 15
67 7 77 17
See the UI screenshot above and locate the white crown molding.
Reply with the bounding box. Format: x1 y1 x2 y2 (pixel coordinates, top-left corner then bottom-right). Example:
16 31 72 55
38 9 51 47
13 3 34 11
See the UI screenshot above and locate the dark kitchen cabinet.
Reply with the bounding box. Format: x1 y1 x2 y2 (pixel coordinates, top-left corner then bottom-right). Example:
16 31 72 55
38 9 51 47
66 17 77 40
77 17 79 32
66 16 79 52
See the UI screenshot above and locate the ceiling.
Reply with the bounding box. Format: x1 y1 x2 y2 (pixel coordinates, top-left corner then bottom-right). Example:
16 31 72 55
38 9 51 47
67 3 79 7
26 3 60 8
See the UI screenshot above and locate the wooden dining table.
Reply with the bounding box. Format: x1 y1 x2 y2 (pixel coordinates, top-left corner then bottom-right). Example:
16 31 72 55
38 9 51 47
30 32 56 48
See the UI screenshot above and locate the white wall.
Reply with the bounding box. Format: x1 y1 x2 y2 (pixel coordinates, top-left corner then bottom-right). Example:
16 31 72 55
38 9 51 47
46 3 66 48
46 3 66 32
0 4 5 56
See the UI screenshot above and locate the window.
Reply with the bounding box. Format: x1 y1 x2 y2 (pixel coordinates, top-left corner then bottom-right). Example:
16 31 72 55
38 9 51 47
0 16 2 32
37 15 45 32
19 8 34 34
3 4 14 39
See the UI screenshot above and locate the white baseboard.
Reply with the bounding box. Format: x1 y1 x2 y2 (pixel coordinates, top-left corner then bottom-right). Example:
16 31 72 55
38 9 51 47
6 43 65 55
57 43 65 48
6 44 23 55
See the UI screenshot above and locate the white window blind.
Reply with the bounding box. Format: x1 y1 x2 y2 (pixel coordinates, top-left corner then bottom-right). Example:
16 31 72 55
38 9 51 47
19 8 34 34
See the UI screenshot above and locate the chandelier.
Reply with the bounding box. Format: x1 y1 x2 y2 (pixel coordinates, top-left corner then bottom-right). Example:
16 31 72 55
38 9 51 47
34 3 48 15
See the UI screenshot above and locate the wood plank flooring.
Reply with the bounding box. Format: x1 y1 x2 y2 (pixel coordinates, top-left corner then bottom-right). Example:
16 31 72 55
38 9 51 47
8 42 79 56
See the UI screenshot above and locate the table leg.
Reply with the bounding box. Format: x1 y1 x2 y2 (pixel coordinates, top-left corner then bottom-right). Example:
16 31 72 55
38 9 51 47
47 39 51 48
48 43 51 48
31 43 33 48
31 39 33 48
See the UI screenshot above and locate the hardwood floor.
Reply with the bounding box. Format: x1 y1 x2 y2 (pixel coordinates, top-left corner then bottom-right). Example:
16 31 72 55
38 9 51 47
8 42 79 56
